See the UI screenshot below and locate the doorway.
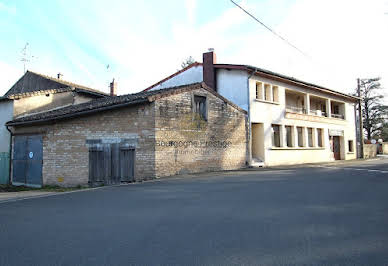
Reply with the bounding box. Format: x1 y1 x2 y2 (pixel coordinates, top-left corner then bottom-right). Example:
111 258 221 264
12 135 43 187
332 136 341 160
89 144 135 186
252 123 265 162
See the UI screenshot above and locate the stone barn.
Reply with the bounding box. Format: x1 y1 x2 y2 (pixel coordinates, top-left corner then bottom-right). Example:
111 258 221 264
6 83 248 187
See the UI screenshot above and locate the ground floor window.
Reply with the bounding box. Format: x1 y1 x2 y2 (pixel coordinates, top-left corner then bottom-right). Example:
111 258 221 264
272 124 281 147
297 127 304 147
307 128 313 147
285 126 293 147
348 140 354 152
317 128 323 147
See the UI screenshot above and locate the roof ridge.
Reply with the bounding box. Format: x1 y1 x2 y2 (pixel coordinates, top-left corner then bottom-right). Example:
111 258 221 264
26 70 109 96
6 82 204 126
143 62 203 92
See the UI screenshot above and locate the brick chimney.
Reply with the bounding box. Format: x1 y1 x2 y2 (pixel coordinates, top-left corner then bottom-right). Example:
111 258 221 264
203 49 216 90
110 78 117 96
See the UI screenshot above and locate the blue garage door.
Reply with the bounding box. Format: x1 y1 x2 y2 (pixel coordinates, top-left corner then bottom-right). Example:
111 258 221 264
12 135 43 188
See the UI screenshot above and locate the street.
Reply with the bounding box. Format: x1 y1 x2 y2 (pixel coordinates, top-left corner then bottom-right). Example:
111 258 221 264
1 159 388 265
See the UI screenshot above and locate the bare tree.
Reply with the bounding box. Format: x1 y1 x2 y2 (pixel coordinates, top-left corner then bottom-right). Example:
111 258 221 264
357 78 388 139
380 122 388 140
180 56 196 69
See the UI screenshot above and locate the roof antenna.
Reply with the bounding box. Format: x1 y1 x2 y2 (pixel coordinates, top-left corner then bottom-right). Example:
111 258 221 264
20 42 35 74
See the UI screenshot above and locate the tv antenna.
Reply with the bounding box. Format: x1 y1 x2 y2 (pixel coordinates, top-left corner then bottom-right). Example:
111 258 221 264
21 42 35 73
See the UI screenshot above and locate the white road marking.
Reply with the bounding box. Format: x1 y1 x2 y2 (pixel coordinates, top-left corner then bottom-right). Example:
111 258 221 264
319 166 388 174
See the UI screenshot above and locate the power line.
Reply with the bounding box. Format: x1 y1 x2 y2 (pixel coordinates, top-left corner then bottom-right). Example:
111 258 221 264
229 0 309 57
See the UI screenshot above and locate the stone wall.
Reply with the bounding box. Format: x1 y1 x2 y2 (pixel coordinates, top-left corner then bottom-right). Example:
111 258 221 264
10 86 248 186
363 144 377 159
154 88 248 177
11 103 156 186
382 143 388 155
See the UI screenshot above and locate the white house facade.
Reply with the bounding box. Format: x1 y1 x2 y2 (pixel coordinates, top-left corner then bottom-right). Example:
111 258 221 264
145 51 359 166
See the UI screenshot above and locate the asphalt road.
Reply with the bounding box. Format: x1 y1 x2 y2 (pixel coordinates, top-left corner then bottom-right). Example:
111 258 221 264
1 159 388 266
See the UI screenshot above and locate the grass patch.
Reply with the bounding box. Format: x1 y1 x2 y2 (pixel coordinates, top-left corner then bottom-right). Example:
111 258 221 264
0 184 85 193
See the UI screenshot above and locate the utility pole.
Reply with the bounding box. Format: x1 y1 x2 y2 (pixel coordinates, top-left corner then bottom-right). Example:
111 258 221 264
357 78 364 158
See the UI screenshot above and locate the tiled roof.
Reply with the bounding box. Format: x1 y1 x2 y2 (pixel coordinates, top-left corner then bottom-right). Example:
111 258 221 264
7 82 246 126
4 71 109 98
142 62 358 101
214 64 359 101
6 83 200 126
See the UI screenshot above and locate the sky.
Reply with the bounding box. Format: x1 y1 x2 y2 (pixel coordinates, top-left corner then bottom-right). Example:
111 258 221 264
0 0 387 97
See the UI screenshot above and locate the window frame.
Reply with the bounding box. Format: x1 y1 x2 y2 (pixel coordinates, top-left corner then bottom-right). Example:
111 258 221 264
285 125 293 147
348 140 354 152
307 127 313 147
193 94 208 121
271 124 281 147
317 128 323 147
297 127 304 147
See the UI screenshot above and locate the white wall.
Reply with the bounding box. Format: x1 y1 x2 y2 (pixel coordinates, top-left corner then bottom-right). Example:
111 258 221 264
248 75 358 166
0 100 14 152
216 69 249 111
150 65 203 91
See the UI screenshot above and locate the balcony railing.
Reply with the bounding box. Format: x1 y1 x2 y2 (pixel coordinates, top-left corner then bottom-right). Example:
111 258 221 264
309 109 327 117
286 105 306 114
331 113 345 119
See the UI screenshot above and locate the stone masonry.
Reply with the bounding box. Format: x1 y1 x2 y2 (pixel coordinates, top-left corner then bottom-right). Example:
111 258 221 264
154 88 247 177
9 84 248 186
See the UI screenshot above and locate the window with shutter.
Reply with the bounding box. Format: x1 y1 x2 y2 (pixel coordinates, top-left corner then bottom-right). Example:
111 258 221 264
193 95 207 121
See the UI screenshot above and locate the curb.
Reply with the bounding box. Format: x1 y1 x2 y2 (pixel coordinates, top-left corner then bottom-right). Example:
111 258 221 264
0 184 131 204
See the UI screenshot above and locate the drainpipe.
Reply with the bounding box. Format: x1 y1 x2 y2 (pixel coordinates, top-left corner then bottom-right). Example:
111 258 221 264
247 68 258 166
5 125 12 185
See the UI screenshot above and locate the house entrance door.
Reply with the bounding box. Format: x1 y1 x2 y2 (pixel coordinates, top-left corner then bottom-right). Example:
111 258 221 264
333 136 341 160
12 135 43 187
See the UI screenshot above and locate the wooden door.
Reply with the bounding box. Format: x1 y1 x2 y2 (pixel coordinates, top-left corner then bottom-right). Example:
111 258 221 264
333 136 341 160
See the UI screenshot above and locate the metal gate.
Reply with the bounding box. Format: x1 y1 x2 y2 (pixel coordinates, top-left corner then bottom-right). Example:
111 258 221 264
12 135 43 187
0 152 10 184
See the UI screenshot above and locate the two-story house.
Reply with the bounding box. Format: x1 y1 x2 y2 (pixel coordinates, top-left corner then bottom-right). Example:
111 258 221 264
0 71 110 184
144 50 359 166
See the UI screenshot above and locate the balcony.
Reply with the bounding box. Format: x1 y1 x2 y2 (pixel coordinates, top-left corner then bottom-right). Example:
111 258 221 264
330 113 345 119
286 105 306 114
285 90 306 114
309 95 328 117
285 89 346 121
309 109 327 117
330 100 345 120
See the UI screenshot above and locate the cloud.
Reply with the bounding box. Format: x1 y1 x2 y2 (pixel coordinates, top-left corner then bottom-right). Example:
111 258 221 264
1 0 386 100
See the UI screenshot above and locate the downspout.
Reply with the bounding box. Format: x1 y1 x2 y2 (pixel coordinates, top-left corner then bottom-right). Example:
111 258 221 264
247 68 258 166
6 125 12 185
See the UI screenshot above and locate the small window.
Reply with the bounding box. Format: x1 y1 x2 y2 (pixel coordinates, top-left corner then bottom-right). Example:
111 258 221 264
307 128 313 147
272 124 281 147
348 140 354 152
297 127 304 147
317 128 323 147
285 126 293 147
256 82 263 100
272 86 279 102
193 95 207 121
264 84 271 101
